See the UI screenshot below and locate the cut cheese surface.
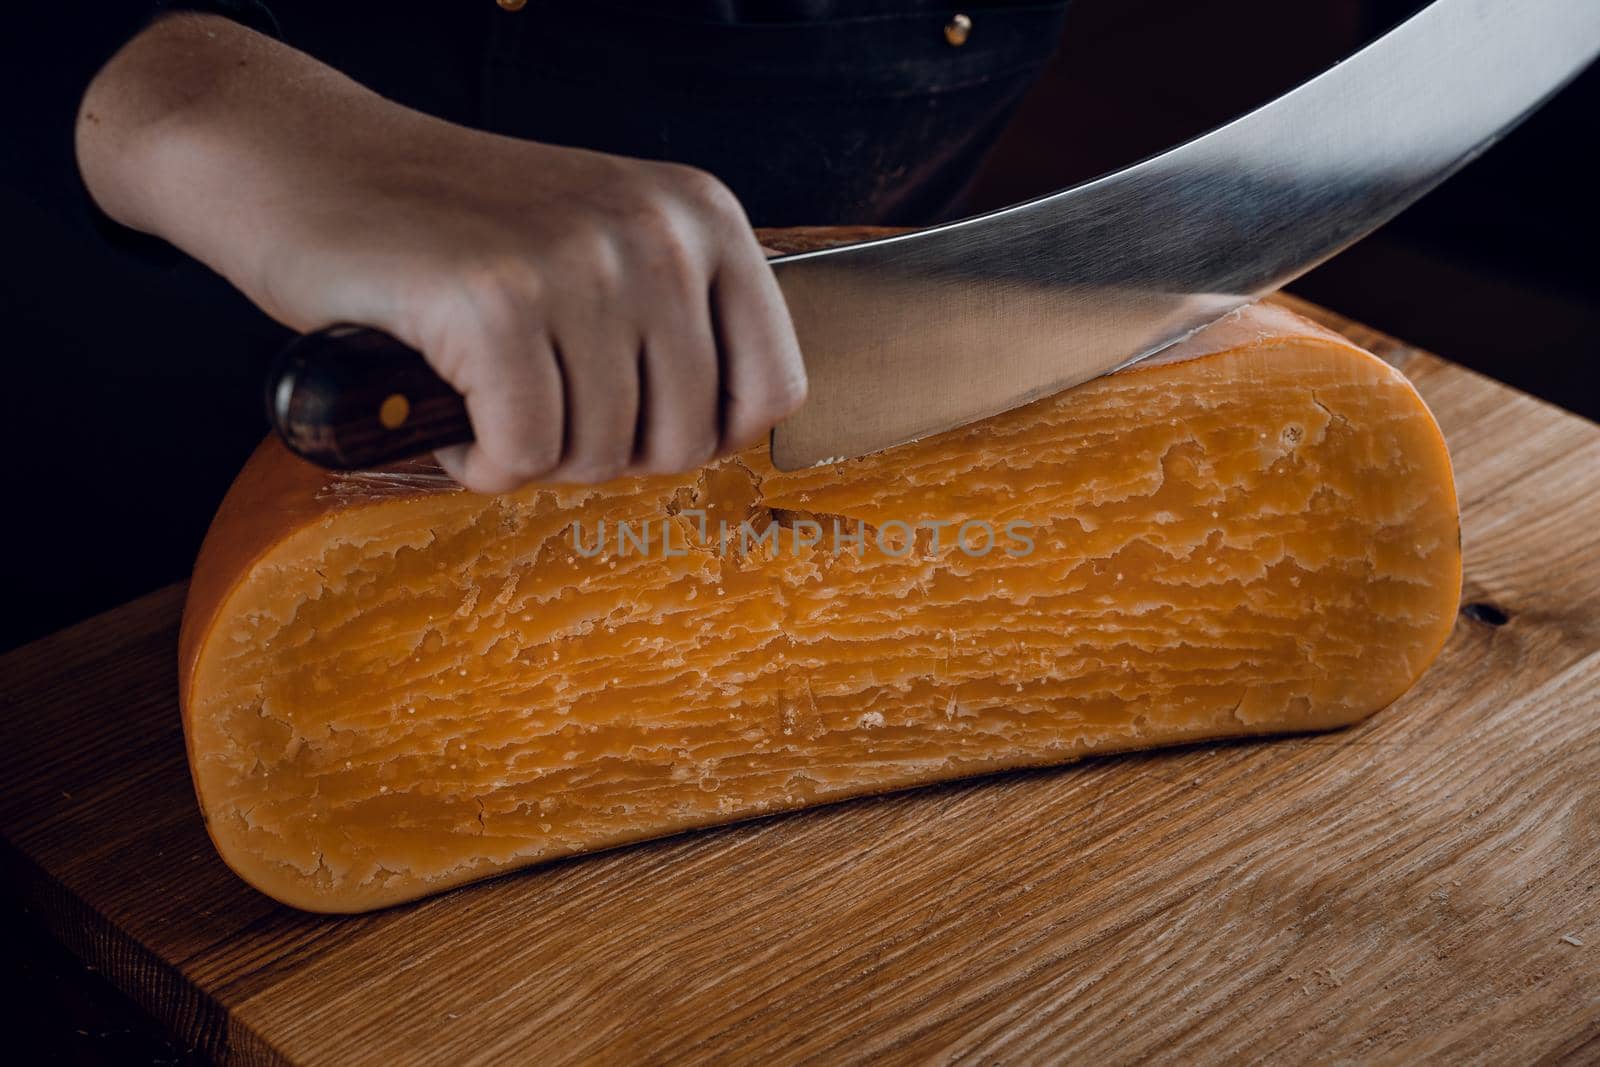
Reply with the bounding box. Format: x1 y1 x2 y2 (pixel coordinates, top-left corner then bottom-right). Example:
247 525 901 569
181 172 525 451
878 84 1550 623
180 296 1460 913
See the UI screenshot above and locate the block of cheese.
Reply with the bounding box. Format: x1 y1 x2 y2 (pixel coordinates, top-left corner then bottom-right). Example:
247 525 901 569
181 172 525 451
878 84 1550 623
180 290 1460 912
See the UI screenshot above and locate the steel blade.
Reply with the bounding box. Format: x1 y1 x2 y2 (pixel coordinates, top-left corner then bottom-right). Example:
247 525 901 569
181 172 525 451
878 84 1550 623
768 0 1599 469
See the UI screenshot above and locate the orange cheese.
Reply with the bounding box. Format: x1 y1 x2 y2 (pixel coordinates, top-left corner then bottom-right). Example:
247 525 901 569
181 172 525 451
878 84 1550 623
180 300 1461 912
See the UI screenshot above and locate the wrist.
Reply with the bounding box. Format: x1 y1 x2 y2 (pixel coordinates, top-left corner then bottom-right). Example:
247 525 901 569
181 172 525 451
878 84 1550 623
77 15 245 230
75 14 380 279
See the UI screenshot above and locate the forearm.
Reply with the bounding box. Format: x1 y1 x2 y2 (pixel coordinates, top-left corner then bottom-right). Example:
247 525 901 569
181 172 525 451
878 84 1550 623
73 14 417 294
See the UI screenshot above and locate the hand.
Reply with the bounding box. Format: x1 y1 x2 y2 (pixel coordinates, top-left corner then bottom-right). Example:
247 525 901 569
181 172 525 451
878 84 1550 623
249 133 807 492
77 15 806 493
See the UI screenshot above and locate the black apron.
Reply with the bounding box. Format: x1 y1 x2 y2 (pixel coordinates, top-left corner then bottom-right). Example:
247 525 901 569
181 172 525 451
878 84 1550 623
264 0 1073 225
480 2 1073 225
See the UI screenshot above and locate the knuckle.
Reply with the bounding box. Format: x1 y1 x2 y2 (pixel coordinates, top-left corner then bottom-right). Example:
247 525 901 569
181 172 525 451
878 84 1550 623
504 448 562 484
555 427 633 482
750 370 808 420
505 439 563 482
609 191 704 279
665 164 744 220
636 222 700 279
465 468 522 496
724 380 803 447
615 189 679 239
483 422 562 484
454 258 543 337
558 228 626 296
779 373 809 412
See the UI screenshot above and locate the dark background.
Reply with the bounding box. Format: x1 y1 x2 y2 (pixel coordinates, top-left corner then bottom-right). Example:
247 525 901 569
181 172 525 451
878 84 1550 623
0 2 1595 1055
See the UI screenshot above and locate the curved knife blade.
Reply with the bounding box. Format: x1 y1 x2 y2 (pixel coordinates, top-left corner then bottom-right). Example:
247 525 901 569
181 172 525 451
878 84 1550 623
767 0 1600 469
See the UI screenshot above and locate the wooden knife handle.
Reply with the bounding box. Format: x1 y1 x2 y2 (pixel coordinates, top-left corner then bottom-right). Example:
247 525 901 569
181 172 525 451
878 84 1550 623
266 326 472 470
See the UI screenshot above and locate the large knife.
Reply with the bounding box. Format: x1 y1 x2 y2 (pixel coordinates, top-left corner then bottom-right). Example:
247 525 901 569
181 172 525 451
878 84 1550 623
267 0 1600 473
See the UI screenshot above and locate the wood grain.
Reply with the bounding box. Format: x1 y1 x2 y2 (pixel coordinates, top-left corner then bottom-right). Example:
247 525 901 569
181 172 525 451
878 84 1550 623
2 298 1597 1065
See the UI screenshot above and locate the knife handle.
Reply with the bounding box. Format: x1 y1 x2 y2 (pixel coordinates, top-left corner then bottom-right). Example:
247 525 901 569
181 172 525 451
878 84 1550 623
266 326 472 470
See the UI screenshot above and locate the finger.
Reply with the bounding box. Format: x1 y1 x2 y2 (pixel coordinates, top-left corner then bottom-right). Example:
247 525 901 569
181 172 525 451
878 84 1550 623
541 317 641 485
433 333 565 495
631 289 719 475
711 235 807 453
432 442 471 480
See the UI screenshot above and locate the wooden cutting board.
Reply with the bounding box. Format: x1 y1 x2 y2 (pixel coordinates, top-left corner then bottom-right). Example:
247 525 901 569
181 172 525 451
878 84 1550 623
2 295 1596 1066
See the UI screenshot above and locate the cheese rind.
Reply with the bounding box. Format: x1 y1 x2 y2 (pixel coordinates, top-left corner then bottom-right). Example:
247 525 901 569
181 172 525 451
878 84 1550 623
180 300 1460 912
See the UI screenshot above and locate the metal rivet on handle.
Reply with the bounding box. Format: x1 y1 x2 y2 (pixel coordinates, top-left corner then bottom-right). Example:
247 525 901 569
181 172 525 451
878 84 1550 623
380 393 411 429
944 13 972 46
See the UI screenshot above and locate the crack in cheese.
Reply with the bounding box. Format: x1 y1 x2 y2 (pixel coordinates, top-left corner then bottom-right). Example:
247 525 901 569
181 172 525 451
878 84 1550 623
180 302 1460 912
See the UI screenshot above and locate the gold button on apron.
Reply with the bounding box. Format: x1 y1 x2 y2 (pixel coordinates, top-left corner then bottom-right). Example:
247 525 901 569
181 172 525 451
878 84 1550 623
497 0 527 11
944 13 972 47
